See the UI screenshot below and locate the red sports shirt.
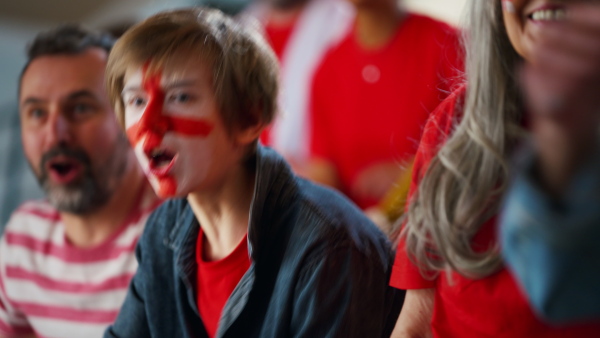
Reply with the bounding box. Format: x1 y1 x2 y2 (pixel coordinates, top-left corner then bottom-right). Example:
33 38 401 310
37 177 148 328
309 13 462 209
391 86 600 337
196 229 250 338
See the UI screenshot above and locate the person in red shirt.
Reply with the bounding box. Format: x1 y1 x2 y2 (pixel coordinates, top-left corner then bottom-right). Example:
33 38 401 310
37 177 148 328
248 0 354 166
390 0 600 337
306 0 462 210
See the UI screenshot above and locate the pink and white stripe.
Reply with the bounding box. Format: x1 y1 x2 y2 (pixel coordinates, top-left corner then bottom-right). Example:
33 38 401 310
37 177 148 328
0 190 160 338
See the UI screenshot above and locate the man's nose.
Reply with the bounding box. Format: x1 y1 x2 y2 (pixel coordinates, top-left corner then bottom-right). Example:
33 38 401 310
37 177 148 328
46 111 71 147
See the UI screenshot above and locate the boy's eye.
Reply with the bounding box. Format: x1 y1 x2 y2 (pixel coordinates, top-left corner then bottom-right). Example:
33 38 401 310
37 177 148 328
171 93 191 103
127 96 146 107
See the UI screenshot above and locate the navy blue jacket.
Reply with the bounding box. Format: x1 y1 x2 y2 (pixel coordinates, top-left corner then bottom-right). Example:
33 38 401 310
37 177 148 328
105 146 403 338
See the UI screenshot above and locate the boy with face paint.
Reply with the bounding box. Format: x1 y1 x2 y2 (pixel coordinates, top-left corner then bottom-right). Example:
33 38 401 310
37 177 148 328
104 8 403 338
0 25 161 338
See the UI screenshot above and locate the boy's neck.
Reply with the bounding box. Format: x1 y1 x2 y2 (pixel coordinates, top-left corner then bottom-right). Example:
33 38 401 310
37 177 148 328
187 159 255 261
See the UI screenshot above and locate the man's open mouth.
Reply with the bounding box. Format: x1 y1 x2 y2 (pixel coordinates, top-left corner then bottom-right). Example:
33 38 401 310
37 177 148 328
45 157 83 184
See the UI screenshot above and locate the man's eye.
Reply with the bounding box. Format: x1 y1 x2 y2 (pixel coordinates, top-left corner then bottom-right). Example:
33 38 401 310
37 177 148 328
30 108 45 119
73 104 91 114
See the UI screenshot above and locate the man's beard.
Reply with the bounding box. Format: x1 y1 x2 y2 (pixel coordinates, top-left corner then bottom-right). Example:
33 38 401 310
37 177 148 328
35 137 129 215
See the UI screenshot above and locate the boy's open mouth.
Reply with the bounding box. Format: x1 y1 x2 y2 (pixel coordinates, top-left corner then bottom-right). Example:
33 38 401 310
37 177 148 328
145 148 177 177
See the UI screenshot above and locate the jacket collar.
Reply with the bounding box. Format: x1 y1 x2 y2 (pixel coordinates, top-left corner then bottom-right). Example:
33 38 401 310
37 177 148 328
165 144 299 262
247 144 299 262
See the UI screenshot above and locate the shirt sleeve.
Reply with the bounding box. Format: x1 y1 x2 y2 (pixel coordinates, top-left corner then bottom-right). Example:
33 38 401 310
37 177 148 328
436 25 464 95
389 86 465 290
500 148 600 324
0 234 35 337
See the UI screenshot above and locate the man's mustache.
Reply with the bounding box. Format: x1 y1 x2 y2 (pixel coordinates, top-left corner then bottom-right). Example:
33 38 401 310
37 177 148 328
40 146 91 173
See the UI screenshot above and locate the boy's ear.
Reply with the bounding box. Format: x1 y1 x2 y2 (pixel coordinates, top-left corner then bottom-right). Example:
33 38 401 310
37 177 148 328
235 121 266 146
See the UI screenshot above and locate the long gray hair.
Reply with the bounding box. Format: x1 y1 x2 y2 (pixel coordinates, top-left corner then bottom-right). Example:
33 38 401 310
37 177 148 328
403 0 524 279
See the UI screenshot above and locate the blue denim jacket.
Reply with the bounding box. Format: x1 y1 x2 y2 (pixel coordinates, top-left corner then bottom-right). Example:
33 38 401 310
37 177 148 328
105 146 403 338
501 149 600 324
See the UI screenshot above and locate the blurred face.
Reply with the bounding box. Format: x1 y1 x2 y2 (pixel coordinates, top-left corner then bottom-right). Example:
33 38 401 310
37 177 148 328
267 0 310 10
345 0 395 8
121 55 246 199
20 48 130 214
502 0 572 61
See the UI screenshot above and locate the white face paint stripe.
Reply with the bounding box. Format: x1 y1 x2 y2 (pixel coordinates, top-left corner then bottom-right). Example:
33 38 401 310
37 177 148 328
123 70 145 130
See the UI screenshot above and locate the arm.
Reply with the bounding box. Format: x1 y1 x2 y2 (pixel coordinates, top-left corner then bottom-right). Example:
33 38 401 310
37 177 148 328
391 289 434 338
303 59 341 190
0 237 35 338
501 2 600 324
351 162 406 205
290 245 401 338
0 289 36 338
500 153 600 323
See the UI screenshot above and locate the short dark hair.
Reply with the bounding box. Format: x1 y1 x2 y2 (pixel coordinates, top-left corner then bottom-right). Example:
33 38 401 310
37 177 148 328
19 25 115 98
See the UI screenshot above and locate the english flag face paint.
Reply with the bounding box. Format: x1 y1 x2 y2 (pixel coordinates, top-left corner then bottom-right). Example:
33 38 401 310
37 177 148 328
122 60 234 199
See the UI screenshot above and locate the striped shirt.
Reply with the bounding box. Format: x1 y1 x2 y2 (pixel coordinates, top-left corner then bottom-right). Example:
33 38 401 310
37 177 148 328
0 185 160 338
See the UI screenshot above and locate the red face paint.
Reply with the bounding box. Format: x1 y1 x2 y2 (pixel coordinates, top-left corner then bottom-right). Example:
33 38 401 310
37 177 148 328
125 63 215 198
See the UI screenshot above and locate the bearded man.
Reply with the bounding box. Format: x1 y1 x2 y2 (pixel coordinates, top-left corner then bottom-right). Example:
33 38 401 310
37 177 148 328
0 25 160 338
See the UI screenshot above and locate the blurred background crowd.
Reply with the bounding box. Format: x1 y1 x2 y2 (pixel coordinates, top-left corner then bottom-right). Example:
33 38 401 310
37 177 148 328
0 0 467 229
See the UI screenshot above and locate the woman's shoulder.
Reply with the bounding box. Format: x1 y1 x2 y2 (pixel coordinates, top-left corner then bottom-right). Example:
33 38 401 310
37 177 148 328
420 85 466 156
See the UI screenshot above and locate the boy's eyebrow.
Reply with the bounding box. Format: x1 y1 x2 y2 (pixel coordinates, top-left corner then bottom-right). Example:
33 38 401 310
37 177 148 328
122 80 198 95
162 80 197 90
122 85 141 95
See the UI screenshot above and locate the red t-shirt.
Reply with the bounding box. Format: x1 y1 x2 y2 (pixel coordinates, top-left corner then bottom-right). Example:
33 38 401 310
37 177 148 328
390 86 600 337
309 13 463 209
196 229 251 338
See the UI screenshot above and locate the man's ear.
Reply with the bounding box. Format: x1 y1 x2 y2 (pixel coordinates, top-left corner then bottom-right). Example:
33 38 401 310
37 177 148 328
235 121 266 146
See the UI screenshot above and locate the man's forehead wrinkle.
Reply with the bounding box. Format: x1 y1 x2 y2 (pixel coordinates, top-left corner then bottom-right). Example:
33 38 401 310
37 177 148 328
21 97 45 105
68 90 98 100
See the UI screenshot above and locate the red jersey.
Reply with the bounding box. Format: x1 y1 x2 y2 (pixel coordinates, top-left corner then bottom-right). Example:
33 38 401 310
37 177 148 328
390 86 600 337
196 229 251 338
309 13 462 209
